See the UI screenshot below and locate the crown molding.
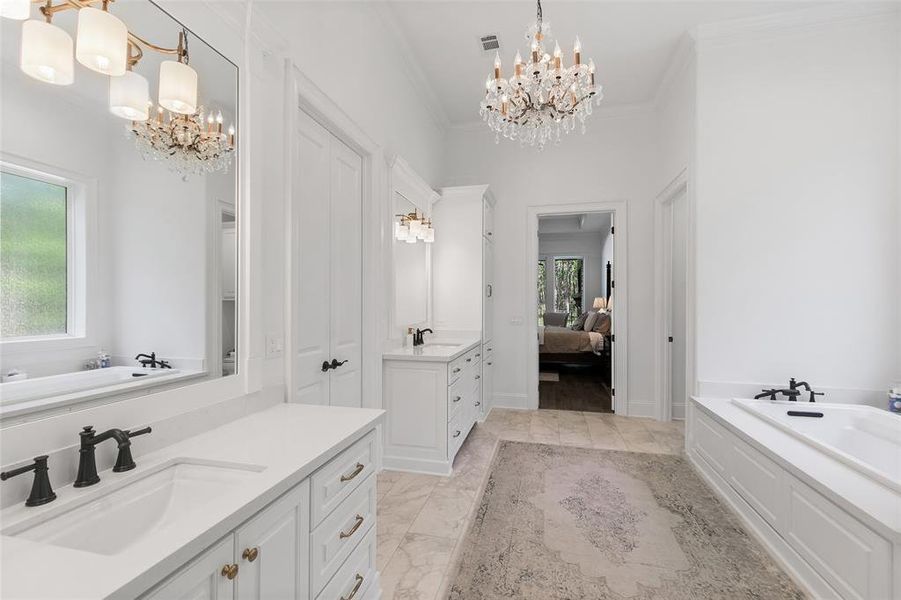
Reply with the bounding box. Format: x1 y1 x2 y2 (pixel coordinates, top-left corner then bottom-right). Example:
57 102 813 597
692 3 900 47
372 2 452 133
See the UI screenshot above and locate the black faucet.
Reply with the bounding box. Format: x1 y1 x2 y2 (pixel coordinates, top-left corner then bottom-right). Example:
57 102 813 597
0 456 57 507
135 352 172 369
74 426 152 487
754 388 802 401
413 328 433 347
789 377 824 402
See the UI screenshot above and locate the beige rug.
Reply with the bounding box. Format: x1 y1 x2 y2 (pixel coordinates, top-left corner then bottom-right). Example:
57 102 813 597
446 441 804 600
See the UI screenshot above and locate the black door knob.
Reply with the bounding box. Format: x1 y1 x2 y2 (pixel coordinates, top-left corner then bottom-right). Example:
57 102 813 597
330 359 349 369
321 361 332 372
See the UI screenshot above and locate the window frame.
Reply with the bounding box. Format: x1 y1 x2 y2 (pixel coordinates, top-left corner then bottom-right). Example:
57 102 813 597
0 156 96 354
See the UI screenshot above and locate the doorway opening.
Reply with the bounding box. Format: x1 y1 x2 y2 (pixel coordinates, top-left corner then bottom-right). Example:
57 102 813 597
536 212 614 413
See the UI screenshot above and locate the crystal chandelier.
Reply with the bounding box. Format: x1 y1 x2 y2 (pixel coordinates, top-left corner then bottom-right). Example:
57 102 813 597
131 106 236 178
479 0 602 149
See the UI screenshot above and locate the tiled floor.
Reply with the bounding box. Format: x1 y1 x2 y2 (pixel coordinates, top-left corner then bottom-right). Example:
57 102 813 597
376 408 685 600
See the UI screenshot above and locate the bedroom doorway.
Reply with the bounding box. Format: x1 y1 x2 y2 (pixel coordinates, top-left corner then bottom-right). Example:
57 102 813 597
536 212 614 413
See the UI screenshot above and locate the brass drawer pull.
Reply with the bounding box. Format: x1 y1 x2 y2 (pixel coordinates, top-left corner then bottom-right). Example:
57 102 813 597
475 401 481 407
341 574 365 600
452 396 461 403
475 353 481 358
340 462 365 482
221 563 238 580
487 361 493 366
452 367 461 374
339 514 365 539
452 430 461 438
475 375 480 380
242 547 259 562
465 358 472 362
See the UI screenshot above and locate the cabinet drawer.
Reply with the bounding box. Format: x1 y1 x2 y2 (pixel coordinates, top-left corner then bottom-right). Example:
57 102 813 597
316 527 377 600
448 408 467 459
311 430 377 527
448 375 467 422
448 347 479 384
311 474 376 595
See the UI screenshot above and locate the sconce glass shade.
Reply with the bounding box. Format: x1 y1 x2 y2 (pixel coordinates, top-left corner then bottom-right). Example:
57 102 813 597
158 60 198 115
1 0 31 20
394 221 409 241
75 7 127 76
423 227 435 243
109 70 149 121
408 218 422 238
20 20 74 85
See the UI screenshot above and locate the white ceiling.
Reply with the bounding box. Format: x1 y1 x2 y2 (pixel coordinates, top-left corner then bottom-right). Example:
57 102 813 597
386 1 822 125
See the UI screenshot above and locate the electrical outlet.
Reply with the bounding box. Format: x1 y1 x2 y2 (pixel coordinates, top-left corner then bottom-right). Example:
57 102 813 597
265 334 284 358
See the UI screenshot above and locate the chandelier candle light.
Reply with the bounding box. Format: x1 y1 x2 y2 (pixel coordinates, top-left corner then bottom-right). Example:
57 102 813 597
479 0 602 149
4 0 236 176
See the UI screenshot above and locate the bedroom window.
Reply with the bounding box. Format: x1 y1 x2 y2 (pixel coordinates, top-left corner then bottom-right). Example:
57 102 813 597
553 257 584 325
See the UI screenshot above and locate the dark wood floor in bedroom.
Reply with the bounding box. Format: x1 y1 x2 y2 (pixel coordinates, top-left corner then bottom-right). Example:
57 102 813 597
538 365 613 413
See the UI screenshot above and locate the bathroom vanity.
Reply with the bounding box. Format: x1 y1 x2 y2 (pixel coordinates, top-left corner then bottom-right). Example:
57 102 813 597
0 404 384 600
382 339 486 474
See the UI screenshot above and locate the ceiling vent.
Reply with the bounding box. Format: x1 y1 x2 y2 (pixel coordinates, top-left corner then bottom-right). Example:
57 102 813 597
479 34 501 53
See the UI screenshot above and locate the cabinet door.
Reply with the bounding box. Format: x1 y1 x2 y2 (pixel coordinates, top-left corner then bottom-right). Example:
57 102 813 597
292 110 332 405
143 536 235 600
235 480 310 600
482 197 495 240
482 239 494 341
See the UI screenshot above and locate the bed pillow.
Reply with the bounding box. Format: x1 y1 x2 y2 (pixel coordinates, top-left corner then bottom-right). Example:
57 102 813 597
592 312 611 334
583 311 600 332
570 312 588 330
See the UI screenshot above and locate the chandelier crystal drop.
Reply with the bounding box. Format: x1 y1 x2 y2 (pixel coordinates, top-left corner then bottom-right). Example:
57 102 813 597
130 106 235 178
479 0 602 150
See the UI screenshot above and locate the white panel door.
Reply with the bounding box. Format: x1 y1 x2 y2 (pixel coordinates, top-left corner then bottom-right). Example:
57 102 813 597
144 536 235 600
292 111 332 405
328 138 363 408
235 481 309 600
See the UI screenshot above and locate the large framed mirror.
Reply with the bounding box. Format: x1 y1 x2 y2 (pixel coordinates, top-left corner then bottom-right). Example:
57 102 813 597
0 0 239 422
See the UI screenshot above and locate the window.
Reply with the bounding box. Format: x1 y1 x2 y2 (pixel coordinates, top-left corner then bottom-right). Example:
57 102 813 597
0 163 85 343
553 257 584 325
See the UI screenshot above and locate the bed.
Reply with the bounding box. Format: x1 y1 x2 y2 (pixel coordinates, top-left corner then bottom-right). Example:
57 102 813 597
538 311 611 367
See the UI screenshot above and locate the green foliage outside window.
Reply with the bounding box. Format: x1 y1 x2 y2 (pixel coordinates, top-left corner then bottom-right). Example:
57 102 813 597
1 171 68 339
537 260 547 325
554 258 583 325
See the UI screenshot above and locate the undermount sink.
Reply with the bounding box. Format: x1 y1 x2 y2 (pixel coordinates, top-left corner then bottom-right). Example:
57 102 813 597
4 458 264 556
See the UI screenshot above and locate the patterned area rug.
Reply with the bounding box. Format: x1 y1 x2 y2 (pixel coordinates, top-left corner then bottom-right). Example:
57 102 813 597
446 441 805 600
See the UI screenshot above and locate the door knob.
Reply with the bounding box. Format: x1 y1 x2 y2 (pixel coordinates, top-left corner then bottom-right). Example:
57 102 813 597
242 547 259 562
321 361 332 372
221 563 238 580
330 359 349 369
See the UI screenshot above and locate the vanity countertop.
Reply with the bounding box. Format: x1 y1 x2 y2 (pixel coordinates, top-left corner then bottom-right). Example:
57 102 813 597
0 403 384 599
382 337 481 362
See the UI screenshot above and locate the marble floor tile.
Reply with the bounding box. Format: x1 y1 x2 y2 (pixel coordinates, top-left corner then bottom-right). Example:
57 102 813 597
380 533 457 600
408 485 475 539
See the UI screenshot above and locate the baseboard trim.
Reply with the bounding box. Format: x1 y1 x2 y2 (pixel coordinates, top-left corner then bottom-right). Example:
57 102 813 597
626 400 656 418
492 392 528 409
382 454 452 476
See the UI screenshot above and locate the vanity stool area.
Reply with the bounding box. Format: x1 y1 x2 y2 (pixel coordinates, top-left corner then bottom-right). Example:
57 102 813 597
0 405 385 600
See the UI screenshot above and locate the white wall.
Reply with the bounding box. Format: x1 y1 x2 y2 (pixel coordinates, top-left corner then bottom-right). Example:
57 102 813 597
694 12 900 403
443 112 658 411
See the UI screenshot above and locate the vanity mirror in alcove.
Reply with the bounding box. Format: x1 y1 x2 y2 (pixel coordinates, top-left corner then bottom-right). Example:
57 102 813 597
390 158 438 336
0 0 239 422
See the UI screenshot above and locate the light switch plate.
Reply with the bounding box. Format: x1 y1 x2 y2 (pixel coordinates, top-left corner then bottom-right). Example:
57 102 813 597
510 316 524 326
265 334 284 358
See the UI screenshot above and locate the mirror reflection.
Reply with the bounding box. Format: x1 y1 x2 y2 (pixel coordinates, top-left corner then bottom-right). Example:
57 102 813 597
0 0 239 420
393 192 429 327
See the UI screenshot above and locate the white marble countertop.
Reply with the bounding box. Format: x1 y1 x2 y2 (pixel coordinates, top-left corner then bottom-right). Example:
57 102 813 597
692 397 900 542
0 403 384 599
382 337 481 362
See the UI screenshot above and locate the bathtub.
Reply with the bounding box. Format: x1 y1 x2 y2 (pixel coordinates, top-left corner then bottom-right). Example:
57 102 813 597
0 367 198 417
732 398 901 493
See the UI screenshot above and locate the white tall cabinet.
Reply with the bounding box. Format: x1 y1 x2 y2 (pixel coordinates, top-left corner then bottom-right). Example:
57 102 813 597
289 109 363 408
432 185 495 418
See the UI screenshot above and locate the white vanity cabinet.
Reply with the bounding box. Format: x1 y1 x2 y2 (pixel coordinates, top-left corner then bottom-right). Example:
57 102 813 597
382 343 482 475
143 430 379 600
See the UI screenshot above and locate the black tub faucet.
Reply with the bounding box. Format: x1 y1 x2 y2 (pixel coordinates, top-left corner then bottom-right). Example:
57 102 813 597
789 378 823 402
0 456 57 507
74 426 152 487
135 352 172 369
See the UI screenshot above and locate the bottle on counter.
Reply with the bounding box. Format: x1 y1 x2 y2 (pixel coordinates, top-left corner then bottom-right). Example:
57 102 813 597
405 327 415 348
98 349 111 368
889 387 901 413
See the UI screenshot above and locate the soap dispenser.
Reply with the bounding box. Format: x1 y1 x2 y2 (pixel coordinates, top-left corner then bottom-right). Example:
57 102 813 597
405 327 415 348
